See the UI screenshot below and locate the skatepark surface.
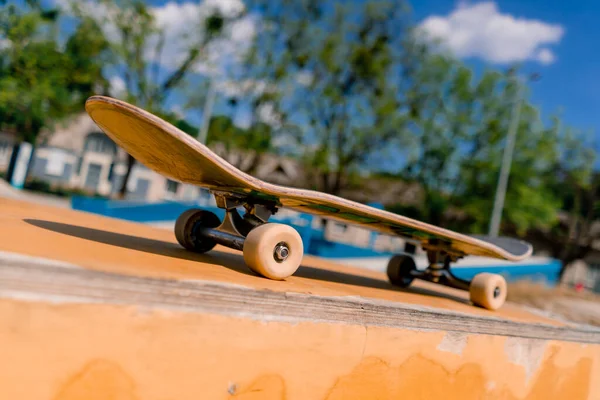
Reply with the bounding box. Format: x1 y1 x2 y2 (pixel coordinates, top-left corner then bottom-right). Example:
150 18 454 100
1 196 600 399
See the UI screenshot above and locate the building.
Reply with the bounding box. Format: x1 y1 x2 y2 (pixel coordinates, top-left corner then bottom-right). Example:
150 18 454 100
0 113 307 202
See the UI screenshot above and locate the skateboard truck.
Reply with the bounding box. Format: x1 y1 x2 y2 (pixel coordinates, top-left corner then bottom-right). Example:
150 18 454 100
387 241 508 310
417 250 471 291
174 191 304 281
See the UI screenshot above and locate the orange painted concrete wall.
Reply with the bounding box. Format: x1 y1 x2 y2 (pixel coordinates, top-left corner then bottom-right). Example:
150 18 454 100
1 199 599 399
1 298 598 400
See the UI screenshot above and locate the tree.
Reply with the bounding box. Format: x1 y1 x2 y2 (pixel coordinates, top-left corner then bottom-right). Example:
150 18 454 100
452 70 563 235
379 53 581 238
203 115 272 152
537 132 598 278
64 0 243 197
0 0 107 144
244 0 418 194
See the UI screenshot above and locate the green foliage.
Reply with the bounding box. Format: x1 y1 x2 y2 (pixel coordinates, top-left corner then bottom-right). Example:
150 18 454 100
246 0 416 194
63 17 111 100
205 115 272 152
23 177 102 198
62 0 240 195
386 51 591 235
0 1 108 143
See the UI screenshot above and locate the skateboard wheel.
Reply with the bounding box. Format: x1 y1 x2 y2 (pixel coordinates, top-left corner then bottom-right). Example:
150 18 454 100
386 254 417 287
174 209 221 253
243 223 303 280
469 273 507 310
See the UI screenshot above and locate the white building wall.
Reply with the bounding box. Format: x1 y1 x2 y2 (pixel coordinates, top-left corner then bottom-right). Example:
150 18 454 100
71 152 115 196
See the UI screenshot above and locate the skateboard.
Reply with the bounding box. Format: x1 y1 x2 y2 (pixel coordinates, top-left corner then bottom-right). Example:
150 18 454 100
85 96 533 310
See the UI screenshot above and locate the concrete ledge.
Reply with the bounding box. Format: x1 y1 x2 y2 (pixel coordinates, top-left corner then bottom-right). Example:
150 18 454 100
1 253 599 344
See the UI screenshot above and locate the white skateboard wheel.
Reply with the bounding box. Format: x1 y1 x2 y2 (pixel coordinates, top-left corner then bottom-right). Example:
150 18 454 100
174 209 221 253
469 273 507 310
386 254 417 287
243 223 303 280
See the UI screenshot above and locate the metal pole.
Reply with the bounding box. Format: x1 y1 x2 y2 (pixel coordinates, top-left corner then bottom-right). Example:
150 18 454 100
198 79 217 144
488 81 522 237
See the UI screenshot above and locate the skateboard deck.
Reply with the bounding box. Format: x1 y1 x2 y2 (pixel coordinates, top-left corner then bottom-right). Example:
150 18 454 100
85 95 532 262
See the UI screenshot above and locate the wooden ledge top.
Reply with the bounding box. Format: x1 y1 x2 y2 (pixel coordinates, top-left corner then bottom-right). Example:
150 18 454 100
1 197 599 343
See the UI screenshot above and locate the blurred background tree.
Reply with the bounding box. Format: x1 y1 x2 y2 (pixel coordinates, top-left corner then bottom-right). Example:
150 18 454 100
62 0 245 197
0 0 108 144
245 0 418 195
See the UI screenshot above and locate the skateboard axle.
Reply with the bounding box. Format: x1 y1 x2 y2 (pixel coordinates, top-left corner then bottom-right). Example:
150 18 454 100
198 227 245 251
493 286 501 298
414 267 471 291
273 242 290 262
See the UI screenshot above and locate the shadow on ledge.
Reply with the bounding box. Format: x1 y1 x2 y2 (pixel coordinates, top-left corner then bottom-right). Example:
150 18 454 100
24 218 470 306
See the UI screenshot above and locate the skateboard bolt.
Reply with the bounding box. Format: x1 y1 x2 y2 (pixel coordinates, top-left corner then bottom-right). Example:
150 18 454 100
274 242 289 262
493 286 500 298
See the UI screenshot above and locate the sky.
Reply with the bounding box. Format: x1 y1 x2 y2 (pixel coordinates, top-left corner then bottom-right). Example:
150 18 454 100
40 0 599 150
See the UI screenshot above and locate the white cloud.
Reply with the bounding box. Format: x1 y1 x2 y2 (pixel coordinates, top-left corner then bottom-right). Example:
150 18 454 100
0 38 11 50
215 78 276 98
108 75 126 97
170 104 185 119
418 2 564 65
149 0 254 76
257 102 282 127
296 70 314 86
200 0 245 19
56 0 255 78
535 48 555 65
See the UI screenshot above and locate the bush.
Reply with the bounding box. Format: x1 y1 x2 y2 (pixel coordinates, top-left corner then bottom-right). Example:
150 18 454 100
24 178 52 193
23 177 107 199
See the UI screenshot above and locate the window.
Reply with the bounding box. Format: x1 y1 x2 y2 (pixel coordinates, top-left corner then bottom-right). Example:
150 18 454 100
84 132 117 155
166 179 179 194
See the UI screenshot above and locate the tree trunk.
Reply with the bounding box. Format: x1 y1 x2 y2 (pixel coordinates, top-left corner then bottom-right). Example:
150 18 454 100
321 171 331 194
118 154 135 199
331 168 344 196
